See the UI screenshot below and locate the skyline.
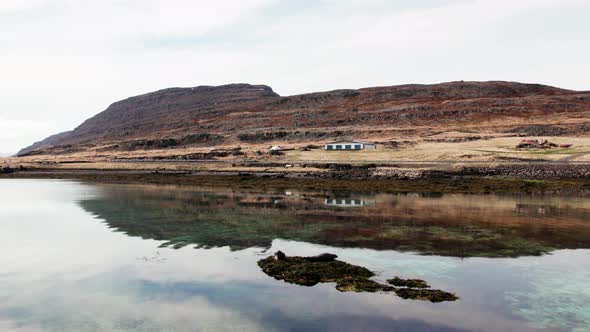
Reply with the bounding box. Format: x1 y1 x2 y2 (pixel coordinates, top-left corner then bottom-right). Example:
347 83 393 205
1 0 590 152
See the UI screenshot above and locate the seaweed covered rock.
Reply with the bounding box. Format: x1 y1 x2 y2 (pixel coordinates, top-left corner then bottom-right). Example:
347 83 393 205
387 277 430 289
394 288 459 303
257 252 459 303
257 255 373 286
336 278 394 293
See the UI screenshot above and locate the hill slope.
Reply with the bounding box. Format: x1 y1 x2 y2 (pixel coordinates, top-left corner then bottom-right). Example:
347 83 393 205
18 81 590 157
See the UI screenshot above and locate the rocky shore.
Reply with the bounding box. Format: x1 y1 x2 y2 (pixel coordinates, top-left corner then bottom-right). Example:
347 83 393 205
461 164 590 179
311 163 590 180
4 163 590 180
4 165 590 195
288 164 590 180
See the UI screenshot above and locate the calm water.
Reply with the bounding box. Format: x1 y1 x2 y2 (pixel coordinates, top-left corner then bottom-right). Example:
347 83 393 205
1 179 590 332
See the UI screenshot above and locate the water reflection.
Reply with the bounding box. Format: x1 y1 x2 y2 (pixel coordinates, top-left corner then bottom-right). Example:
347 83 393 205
79 184 590 257
1 180 590 332
516 204 560 217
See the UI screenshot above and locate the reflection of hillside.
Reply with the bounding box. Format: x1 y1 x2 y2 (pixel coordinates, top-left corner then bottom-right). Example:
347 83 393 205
79 184 590 257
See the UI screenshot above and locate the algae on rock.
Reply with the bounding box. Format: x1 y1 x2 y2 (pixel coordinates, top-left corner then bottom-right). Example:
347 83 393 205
387 277 430 289
394 288 459 302
257 254 458 303
257 256 373 287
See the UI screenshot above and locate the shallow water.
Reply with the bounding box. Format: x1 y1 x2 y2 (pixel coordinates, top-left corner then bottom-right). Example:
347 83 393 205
1 179 590 332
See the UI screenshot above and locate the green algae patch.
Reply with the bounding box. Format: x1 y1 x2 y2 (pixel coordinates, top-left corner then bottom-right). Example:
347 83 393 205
387 277 430 289
257 254 458 303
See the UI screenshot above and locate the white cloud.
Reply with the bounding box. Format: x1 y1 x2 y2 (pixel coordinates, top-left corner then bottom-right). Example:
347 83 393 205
0 117 58 153
0 0 47 13
0 0 589 151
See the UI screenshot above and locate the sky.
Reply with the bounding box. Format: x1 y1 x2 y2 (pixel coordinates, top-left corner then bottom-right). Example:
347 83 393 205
1 0 589 153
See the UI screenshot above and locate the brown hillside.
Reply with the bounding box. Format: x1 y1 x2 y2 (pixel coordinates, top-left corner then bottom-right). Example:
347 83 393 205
17 81 590 157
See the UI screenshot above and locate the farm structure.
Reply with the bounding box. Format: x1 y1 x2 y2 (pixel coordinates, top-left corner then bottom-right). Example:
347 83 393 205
324 140 376 151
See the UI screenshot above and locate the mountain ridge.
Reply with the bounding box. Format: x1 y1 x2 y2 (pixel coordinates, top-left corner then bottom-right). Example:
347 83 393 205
17 80 590 157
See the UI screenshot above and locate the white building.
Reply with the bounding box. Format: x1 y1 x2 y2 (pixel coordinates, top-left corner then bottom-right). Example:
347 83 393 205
324 140 376 150
324 198 376 207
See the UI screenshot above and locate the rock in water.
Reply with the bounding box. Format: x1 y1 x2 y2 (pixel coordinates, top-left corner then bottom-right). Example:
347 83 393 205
394 288 459 303
257 251 459 303
257 254 374 287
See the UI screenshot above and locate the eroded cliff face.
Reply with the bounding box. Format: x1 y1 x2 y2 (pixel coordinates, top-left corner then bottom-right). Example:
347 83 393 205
18 81 590 156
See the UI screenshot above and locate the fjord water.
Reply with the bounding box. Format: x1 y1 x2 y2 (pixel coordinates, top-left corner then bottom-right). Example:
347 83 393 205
1 180 590 332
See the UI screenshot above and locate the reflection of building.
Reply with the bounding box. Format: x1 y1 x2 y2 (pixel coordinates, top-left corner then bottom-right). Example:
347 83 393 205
325 198 375 207
516 204 558 217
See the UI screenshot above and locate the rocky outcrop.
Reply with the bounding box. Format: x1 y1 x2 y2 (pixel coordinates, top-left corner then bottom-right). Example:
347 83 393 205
507 123 590 136
112 147 243 161
97 133 225 152
462 164 590 179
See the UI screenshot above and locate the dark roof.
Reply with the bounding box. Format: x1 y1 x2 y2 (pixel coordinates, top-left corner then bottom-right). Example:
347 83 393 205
325 139 373 145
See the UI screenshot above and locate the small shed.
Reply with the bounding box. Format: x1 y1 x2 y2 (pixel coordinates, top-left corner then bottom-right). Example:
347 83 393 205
324 140 376 151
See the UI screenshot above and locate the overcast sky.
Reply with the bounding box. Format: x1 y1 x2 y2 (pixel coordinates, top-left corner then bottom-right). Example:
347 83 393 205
1 0 589 152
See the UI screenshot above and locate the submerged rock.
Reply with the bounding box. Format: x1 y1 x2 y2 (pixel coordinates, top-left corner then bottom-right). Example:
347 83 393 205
257 252 458 303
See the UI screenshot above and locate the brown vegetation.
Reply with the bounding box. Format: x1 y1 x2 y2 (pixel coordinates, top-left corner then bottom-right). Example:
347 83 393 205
16 81 590 164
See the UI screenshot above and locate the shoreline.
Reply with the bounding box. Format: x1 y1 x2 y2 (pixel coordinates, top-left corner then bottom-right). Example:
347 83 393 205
2 167 590 194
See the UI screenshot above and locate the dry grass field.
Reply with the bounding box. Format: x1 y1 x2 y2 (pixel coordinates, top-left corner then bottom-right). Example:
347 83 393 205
281 136 590 163
5 133 590 173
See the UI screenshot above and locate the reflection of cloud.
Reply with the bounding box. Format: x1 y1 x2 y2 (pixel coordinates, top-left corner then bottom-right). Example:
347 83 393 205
264 240 544 332
0 276 274 332
504 251 590 332
4 180 590 332
0 320 43 332
0 270 487 332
